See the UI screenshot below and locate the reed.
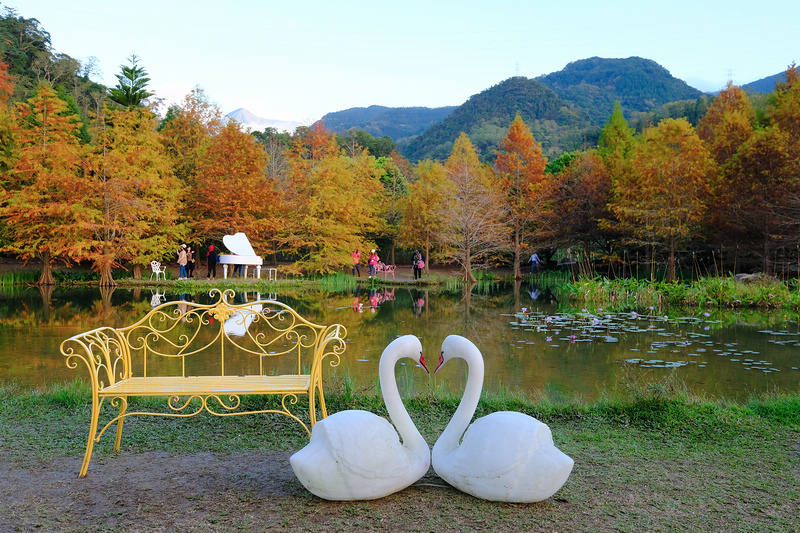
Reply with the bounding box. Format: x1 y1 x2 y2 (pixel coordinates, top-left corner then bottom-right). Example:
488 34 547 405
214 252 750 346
560 274 800 311
315 272 359 292
0 270 38 286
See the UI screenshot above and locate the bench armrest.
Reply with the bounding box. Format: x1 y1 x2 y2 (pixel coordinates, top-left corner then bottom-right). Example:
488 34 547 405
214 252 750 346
61 327 130 391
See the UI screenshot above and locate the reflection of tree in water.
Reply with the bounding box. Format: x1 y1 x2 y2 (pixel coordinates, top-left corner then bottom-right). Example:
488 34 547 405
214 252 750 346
99 285 116 313
38 284 54 323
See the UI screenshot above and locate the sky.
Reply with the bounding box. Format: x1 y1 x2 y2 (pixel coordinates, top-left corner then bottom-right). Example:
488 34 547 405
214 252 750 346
7 0 799 126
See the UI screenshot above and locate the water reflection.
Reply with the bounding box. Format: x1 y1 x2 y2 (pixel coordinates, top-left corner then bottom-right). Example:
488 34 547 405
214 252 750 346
0 285 798 400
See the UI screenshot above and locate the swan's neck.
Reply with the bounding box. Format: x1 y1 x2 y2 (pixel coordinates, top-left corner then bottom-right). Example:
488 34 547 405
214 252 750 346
379 353 426 452
436 350 483 450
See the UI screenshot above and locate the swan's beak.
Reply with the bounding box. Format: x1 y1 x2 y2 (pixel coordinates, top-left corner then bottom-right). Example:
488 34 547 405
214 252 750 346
418 351 430 373
434 351 445 373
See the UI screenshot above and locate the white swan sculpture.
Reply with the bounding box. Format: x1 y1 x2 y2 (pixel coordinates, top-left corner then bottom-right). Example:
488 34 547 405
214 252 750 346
432 335 574 502
290 335 431 500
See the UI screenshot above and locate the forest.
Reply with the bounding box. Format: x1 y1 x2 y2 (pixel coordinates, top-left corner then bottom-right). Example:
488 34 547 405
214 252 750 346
1 8 799 286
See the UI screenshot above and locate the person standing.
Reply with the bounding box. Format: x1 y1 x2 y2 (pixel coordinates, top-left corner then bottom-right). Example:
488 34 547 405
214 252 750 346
206 245 218 280
186 246 195 279
529 251 541 274
177 244 187 280
350 249 361 277
368 249 379 278
412 250 423 280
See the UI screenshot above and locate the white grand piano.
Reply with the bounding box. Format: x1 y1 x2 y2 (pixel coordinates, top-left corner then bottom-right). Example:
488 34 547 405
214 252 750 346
218 232 263 279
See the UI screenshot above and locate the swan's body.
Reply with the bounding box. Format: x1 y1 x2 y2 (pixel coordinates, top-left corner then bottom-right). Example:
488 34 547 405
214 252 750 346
432 335 574 502
290 335 430 500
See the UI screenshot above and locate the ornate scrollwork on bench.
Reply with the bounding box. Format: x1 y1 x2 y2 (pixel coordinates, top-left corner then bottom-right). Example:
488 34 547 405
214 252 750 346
61 288 347 477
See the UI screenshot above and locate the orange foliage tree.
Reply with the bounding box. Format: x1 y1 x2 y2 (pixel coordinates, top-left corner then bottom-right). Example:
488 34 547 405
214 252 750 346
1 84 89 285
697 81 756 166
610 118 715 281
548 151 613 277
441 133 508 282
159 87 222 186
190 120 277 251
86 106 186 285
285 122 384 274
697 81 757 257
0 61 17 173
725 127 794 272
375 155 409 265
494 114 550 279
399 159 455 270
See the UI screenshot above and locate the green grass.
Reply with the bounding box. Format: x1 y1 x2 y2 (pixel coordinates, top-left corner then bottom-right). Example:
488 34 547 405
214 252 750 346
559 274 800 312
0 269 39 286
2 379 798 531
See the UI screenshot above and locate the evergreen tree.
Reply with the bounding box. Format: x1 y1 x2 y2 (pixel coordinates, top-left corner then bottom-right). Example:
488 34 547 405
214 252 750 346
108 54 154 108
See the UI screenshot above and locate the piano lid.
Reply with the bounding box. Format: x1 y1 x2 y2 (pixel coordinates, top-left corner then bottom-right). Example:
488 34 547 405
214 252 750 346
222 233 257 256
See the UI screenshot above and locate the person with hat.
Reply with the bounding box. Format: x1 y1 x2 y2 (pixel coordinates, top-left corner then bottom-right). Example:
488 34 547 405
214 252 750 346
177 244 188 280
206 245 218 280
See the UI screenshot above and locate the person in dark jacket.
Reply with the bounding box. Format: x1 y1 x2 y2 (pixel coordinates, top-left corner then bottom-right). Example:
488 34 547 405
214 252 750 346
206 245 218 280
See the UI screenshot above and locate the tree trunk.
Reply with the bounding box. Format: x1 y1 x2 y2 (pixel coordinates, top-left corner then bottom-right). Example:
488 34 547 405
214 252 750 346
513 227 522 280
424 244 431 274
133 264 143 280
463 251 477 282
98 247 117 287
667 237 676 282
36 251 55 286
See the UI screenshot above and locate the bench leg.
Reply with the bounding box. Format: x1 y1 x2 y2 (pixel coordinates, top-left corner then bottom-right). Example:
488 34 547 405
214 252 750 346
79 397 102 477
113 397 127 453
313 380 328 424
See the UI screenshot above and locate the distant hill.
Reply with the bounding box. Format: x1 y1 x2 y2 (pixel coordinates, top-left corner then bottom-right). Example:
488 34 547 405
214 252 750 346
319 105 457 141
226 108 303 133
536 56 704 124
743 73 782 94
400 56 706 162
402 77 594 162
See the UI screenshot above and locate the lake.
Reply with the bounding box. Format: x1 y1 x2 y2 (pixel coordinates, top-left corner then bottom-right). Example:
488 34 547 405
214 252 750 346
1 283 799 400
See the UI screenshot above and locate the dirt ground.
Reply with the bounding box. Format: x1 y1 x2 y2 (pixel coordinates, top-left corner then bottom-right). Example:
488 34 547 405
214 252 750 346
0 449 571 533
0 256 473 284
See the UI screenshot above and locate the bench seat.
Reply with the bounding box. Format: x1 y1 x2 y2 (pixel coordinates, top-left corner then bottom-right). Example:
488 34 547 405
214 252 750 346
100 375 312 396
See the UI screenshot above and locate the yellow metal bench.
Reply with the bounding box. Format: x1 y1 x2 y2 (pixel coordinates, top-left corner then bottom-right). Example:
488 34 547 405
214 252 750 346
61 288 347 477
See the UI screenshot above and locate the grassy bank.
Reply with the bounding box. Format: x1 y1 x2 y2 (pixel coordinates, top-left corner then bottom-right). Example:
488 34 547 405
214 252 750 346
2 380 798 532
559 274 800 312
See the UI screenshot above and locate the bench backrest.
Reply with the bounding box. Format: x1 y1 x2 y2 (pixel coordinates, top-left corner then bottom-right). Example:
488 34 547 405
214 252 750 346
62 289 347 390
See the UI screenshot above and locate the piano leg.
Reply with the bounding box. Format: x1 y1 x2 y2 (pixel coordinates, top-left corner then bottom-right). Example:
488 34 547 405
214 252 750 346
222 265 228 279
243 266 249 278
256 266 261 279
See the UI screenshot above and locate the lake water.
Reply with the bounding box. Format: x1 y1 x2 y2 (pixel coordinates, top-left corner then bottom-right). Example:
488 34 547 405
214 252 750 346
1 284 799 400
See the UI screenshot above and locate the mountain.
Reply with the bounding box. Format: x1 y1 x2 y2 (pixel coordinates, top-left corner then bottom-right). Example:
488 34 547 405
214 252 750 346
743 73 782 94
226 108 303 133
319 105 457 142
401 56 707 162
536 56 704 124
402 77 593 162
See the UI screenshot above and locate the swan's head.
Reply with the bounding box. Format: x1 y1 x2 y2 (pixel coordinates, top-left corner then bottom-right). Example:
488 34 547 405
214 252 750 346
385 334 429 373
435 334 479 373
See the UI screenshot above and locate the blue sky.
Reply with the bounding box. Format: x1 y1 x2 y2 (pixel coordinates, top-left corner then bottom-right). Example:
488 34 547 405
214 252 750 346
8 0 799 124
